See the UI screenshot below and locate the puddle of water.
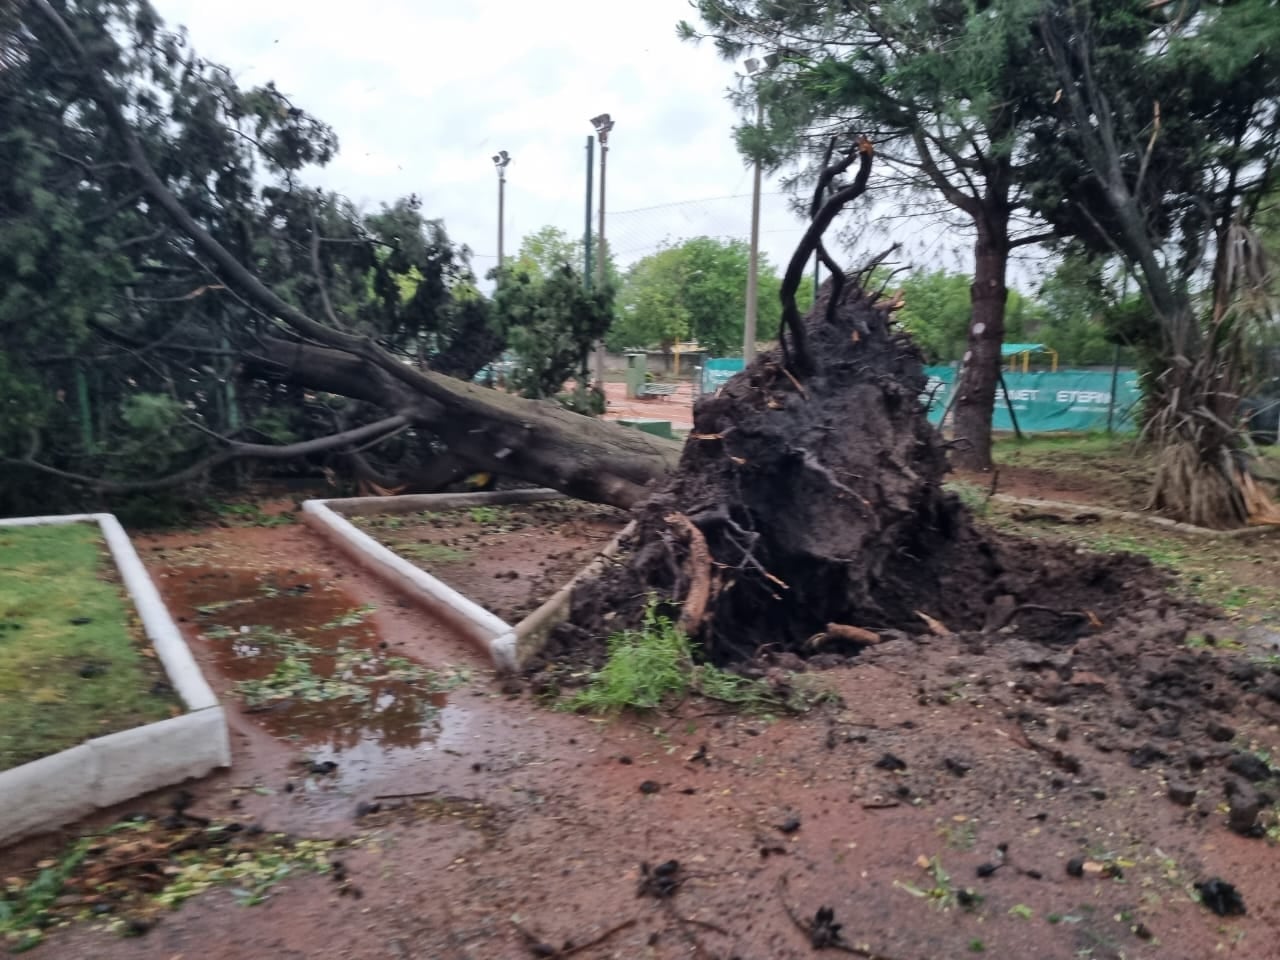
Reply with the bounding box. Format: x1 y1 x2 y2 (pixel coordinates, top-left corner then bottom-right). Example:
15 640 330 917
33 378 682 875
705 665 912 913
158 567 462 753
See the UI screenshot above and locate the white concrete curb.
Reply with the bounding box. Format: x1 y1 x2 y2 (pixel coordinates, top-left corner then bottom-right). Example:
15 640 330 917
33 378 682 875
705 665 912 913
302 490 629 673
302 497 521 673
511 520 635 665
0 514 230 846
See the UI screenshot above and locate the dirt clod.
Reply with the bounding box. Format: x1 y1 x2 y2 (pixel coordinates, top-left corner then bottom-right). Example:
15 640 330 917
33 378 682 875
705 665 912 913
874 752 907 772
1226 779 1264 835
1226 752 1272 782
637 859 682 899
1195 878 1247 916
1167 780 1198 806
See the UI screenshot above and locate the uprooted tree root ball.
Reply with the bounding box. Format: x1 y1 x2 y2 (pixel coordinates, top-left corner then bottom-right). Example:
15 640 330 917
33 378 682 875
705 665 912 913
533 276 1177 674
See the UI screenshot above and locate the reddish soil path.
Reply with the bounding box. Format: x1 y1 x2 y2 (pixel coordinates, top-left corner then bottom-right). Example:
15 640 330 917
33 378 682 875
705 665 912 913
3 513 1278 959
601 380 695 431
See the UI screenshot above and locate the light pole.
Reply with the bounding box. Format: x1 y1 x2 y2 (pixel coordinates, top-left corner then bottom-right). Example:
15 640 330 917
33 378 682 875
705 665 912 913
590 113 615 386
742 56 776 363
492 150 510 269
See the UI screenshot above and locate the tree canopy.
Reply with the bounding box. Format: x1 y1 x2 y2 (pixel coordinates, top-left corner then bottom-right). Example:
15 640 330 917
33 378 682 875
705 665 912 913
0 0 507 512
610 236 809 356
681 0 1056 468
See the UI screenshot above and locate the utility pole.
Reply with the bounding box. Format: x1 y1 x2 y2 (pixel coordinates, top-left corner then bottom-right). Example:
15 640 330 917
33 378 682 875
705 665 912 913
742 56 776 362
583 136 594 290
590 113 615 386
744 96 763 364
492 150 510 269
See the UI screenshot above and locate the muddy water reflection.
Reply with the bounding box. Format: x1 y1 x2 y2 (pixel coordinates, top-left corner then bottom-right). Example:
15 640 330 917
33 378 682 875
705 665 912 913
160 567 458 753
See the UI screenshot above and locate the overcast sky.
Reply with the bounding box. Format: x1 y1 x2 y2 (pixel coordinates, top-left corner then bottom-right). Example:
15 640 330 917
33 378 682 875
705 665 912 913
156 0 1000 284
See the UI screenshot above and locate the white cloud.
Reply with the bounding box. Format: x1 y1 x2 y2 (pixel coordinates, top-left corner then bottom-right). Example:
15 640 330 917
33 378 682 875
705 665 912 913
155 0 979 285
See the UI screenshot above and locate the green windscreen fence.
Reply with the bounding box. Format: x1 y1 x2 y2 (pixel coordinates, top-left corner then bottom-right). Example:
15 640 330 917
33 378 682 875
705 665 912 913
924 366 1142 433
701 358 1142 433
701 357 745 394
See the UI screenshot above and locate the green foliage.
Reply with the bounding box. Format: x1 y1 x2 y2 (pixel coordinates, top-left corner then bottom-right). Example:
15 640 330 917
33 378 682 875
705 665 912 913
565 600 780 714
491 264 613 402
0 837 92 952
0 821 338 951
566 604 693 713
511 225 622 291
611 236 787 355
467 506 506 525
1 3 501 513
895 270 1048 364
896 272 978 363
1034 252 1134 367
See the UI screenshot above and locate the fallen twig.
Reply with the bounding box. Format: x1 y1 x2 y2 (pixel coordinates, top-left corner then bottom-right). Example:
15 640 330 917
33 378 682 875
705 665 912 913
780 365 810 399
512 917 637 959
776 876 899 957
1001 726 1083 774
372 790 439 801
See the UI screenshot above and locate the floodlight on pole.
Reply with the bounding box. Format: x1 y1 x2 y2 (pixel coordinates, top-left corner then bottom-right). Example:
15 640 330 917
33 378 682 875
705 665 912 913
590 113 615 386
492 150 511 268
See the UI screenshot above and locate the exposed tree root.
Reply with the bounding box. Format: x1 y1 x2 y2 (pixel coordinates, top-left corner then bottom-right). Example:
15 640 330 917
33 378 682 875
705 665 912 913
812 623 881 647
665 512 712 634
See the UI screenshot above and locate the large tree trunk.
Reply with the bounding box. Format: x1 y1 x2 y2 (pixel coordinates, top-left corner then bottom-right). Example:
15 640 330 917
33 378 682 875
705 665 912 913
950 213 1010 472
243 337 681 509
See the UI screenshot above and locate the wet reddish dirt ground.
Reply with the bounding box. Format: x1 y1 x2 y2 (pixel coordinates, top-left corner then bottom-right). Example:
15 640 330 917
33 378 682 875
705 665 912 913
350 499 627 623
602 379 696 431
3 506 1280 960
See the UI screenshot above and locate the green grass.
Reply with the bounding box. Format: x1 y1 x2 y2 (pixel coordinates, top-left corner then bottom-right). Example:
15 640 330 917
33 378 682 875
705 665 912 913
393 542 468 564
467 506 508 525
0 523 177 770
991 432 1137 466
943 479 992 516
564 601 784 714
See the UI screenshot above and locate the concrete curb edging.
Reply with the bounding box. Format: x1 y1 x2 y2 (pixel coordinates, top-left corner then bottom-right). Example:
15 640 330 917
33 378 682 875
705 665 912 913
302 491 633 673
512 520 635 666
302 497 523 673
991 495 1280 539
0 514 230 846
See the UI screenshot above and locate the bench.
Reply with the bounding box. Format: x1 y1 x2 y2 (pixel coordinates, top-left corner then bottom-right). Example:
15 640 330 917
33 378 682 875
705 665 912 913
638 382 679 400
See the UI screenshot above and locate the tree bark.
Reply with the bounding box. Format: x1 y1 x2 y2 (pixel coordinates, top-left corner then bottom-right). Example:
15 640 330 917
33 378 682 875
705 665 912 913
242 338 681 509
950 213 1010 471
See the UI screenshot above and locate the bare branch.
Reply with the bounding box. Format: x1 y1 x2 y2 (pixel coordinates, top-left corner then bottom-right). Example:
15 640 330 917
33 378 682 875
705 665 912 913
309 204 348 332
779 137 875 372
2 415 410 494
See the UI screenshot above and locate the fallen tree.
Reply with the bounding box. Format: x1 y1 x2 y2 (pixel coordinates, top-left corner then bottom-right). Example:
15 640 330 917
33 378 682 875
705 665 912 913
11 0 680 510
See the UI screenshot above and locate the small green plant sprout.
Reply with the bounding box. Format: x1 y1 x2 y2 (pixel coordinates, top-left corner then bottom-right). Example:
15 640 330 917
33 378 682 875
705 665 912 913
467 506 506 525
894 856 960 911
564 598 781 714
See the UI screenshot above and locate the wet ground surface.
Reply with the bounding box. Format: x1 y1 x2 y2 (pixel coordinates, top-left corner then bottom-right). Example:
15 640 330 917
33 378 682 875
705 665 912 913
602 379 696 431
351 500 627 622
2 506 1279 959
128 519 509 832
